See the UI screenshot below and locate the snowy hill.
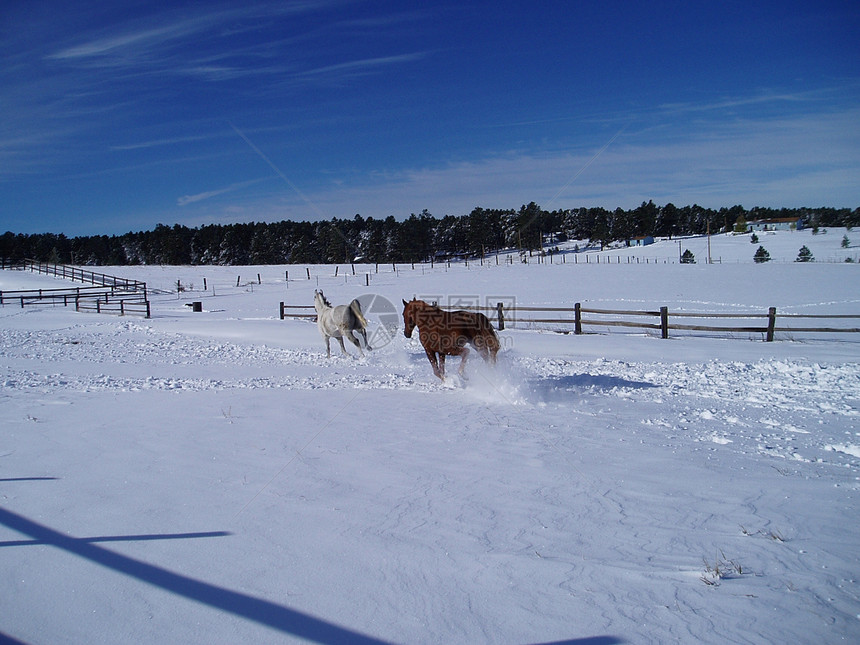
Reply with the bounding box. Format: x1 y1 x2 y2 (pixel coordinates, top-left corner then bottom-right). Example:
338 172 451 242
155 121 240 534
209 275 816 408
555 225 858 264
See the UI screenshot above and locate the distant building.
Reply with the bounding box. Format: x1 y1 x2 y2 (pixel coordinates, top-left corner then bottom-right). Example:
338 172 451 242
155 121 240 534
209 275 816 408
748 218 803 232
628 235 655 246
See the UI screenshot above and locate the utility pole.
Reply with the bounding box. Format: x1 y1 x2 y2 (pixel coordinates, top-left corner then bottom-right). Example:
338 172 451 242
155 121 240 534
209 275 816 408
707 220 712 264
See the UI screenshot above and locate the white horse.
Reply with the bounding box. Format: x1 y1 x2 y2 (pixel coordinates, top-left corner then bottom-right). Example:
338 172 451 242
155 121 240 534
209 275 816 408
314 290 372 358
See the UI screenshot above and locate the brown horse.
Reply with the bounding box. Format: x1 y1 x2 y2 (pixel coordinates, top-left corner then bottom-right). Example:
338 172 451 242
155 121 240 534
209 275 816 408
402 298 500 380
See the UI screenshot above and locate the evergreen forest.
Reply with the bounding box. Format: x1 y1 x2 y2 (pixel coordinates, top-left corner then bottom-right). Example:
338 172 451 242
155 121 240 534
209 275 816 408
3 202 858 266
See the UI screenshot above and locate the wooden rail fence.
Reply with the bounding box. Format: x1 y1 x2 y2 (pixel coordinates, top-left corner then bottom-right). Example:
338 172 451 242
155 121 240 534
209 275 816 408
0 286 151 318
279 300 860 342
1 260 150 318
488 303 860 341
16 259 147 292
279 303 317 320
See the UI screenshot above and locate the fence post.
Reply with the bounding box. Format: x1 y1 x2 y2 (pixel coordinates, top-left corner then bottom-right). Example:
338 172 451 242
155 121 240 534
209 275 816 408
766 307 776 342
279 302 285 320
660 306 669 339
574 302 582 335
496 302 505 331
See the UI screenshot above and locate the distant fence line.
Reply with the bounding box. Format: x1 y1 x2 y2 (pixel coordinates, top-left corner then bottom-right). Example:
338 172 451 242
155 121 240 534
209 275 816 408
0 259 150 318
12 259 148 292
279 301 860 342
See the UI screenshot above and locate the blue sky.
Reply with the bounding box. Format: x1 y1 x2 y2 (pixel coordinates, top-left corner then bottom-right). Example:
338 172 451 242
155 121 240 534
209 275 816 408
2 0 858 236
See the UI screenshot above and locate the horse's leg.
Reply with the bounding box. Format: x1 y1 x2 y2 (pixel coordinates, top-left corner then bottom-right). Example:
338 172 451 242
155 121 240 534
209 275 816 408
324 335 332 358
345 330 364 357
476 332 499 365
357 327 372 351
489 331 500 365
423 347 442 380
458 346 470 377
438 353 446 380
336 335 348 356
474 342 489 363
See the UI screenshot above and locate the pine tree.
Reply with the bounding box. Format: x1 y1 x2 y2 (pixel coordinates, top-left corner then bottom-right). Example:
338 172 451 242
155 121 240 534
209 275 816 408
680 249 695 264
753 246 771 263
842 235 850 248
516 202 543 251
795 245 814 262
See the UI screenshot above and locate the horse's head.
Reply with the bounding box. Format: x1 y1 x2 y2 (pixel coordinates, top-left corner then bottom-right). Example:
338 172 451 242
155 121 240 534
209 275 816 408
314 290 330 313
402 298 418 338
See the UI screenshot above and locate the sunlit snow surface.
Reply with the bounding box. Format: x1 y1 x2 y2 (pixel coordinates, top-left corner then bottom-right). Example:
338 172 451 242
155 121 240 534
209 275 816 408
2 230 859 644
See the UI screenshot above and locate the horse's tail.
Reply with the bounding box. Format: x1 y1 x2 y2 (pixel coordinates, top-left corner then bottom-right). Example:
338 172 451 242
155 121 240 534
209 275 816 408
350 299 369 329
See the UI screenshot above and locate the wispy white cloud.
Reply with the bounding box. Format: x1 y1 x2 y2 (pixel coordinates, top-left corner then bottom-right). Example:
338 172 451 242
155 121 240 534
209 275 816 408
132 103 859 234
44 3 339 66
46 20 202 60
110 133 221 151
293 52 428 83
40 1 421 93
243 106 860 220
657 91 818 116
177 177 268 206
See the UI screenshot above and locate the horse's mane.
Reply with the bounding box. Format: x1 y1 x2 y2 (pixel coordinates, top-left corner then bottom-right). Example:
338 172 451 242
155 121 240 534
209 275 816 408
316 291 332 308
409 298 438 311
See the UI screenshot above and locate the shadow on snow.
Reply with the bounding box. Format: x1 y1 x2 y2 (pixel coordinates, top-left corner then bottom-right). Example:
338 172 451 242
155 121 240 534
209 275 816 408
528 373 658 402
0 507 390 645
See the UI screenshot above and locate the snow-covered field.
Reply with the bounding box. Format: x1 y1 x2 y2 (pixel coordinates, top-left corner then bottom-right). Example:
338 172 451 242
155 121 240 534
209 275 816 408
2 229 859 644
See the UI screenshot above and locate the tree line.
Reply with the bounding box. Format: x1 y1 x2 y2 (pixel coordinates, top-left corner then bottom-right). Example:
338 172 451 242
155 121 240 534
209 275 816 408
2 203 857 266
